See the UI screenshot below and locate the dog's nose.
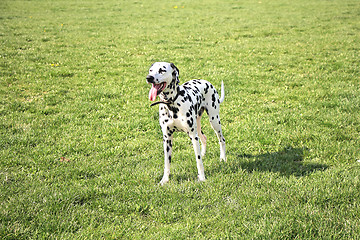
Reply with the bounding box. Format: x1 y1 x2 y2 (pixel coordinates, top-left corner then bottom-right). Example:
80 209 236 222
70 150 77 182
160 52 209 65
146 75 155 83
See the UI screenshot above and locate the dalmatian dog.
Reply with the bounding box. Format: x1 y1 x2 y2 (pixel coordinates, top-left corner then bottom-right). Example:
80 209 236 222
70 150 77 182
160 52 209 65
146 62 226 185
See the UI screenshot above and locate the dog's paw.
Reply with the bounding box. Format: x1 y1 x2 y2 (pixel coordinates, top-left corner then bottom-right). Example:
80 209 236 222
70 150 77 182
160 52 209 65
159 177 169 186
198 175 206 182
220 156 227 162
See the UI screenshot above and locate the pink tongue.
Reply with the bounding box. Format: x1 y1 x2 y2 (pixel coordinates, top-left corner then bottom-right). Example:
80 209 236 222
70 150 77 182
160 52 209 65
149 85 157 101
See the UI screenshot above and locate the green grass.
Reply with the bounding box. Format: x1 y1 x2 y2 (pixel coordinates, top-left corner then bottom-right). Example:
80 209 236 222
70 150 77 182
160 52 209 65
1 0 359 238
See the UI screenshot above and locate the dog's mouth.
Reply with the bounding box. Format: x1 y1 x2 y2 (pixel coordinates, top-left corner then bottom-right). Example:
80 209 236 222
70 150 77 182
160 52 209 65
149 82 167 101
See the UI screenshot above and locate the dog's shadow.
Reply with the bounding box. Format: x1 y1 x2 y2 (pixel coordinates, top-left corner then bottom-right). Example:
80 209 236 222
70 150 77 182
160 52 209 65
208 146 328 178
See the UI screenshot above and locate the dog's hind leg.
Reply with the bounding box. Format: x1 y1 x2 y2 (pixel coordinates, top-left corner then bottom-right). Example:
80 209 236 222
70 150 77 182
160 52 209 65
208 112 226 162
196 115 207 158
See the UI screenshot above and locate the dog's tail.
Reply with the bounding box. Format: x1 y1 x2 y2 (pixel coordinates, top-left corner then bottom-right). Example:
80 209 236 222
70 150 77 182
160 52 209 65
219 81 225 104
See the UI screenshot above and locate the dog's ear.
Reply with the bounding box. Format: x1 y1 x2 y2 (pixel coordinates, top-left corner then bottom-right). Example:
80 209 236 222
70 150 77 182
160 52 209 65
170 63 180 84
170 63 179 75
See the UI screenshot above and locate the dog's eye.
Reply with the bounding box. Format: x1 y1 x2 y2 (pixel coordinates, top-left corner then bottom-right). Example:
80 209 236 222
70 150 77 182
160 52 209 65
158 68 166 74
149 70 153 72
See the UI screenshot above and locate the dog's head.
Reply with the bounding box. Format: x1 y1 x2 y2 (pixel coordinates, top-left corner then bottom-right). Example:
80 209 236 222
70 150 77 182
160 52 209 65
146 62 179 101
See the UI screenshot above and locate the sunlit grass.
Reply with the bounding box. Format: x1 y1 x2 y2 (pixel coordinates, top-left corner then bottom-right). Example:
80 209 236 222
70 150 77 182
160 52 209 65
1 0 359 238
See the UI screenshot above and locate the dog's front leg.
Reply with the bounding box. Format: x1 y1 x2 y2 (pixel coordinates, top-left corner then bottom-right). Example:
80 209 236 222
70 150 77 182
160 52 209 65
189 132 206 182
160 131 173 185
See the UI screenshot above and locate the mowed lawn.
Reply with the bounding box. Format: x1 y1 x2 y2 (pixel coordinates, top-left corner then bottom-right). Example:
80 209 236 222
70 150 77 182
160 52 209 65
1 0 359 239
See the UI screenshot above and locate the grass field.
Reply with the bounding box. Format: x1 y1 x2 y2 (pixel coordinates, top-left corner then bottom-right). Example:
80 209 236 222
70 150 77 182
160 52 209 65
1 0 360 238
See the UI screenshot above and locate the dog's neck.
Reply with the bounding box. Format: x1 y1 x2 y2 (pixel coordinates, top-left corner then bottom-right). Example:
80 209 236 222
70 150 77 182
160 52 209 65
159 73 179 103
